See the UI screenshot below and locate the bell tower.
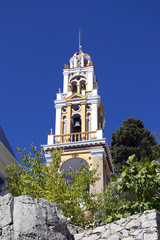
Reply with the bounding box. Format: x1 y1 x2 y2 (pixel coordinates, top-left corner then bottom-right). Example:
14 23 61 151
43 47 114 193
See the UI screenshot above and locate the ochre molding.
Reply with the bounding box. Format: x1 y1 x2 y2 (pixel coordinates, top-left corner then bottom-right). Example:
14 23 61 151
69 74 88 83
66 93 86 101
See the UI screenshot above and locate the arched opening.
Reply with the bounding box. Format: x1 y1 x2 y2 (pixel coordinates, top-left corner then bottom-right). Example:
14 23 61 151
87 114 91 132
62 116 66 134
71 114 81 141
71 81 77 93
69 74 87 83
60 158 89 183
71 114 81 133
86 113 91 140
80 80 86 92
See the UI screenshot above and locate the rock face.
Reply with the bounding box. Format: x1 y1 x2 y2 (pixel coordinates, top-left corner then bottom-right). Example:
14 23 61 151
0 194 73 240
75 209 160 240
0 194 160 240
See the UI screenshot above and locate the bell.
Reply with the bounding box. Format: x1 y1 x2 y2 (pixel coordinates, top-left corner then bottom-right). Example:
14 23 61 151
74 121 81 128
74 120 81 132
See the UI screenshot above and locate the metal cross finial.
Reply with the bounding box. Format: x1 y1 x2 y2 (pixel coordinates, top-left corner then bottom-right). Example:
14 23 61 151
79 29 82 53
50 128 53 134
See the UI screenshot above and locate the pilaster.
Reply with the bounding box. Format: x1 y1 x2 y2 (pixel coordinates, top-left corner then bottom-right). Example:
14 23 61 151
90 148 105 194
66 103 72 134
91 102 98 131
81 102 86 140
55 105 62 135
63 71 69 93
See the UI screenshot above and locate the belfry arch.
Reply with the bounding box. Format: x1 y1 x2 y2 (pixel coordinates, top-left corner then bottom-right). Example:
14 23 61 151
69 74 88 83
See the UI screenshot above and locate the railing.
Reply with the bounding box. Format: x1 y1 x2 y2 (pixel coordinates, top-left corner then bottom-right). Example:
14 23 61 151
54 131 97 144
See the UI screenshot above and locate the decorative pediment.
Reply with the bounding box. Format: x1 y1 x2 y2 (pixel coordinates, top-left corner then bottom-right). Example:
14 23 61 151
66 93 86 101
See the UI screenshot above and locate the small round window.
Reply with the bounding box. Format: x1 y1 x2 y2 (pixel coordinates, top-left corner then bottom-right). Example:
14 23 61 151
62 107 67 113
73 105 80 112
86 104 91 110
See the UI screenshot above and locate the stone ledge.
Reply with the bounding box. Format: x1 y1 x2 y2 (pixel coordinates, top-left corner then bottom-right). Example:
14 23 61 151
74 209 160 240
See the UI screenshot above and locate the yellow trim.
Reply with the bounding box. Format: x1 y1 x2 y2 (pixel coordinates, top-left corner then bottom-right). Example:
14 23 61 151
60 150 92 169
66 93 86 101
62 149 91 155
54 131 96 143
71 112 81 117
70 79 78 83
70 79 88 92
66 103 71 134
60 157 89 170
69 74 88 83
62 106 67 114
72 104 82 113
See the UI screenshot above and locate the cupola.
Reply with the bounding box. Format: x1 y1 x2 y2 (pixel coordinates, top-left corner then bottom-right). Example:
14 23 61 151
69 47 92 68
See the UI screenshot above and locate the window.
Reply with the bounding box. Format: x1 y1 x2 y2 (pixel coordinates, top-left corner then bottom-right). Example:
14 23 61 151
63 117 66 134
72 82 77 93
88 114 91 132
73 105 80 112
80 80 86 91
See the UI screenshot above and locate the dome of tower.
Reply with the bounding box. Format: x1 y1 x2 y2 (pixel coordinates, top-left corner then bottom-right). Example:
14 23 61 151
70 49 92 68
70 51 90 59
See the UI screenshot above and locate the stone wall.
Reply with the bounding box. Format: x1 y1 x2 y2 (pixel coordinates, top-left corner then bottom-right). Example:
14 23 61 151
74 209 160 240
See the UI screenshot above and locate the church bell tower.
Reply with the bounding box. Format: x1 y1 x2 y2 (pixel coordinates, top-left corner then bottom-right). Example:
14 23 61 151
43 47 113 193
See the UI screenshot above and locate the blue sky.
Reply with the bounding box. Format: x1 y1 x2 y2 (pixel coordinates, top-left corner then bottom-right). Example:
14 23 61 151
0 0 160 161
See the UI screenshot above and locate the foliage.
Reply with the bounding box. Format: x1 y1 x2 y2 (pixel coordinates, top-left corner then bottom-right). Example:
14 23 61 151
153 131 160 144
96 155 160 223
6 144 100 228
110 117 160 174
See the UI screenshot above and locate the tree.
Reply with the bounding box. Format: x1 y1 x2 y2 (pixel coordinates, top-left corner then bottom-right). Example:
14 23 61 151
6 145 99 227
110 117 160 174
96 155 160 223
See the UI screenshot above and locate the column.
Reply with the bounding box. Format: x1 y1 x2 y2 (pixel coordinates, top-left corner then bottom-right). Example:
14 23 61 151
74 57 77 68
55 105 62 135
81 102 86 140
90 149 105 194
91 102 98 131
63 71 69 93
66 103 72 142
81 55 84 67
88 68 94 90
77 83 80 94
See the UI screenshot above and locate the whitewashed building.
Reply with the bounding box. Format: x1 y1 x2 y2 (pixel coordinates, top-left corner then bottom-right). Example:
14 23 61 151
0 126 18 195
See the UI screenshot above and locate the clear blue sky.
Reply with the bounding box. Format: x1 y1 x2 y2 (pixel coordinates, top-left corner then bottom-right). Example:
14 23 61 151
0 0 160 161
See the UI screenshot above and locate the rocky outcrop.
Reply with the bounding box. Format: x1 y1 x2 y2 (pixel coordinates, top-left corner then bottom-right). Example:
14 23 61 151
0 194 160 240
0 194 73 240
74 209 160 240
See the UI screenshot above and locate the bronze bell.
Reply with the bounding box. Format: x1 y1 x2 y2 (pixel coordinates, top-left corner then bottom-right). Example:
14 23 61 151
74 120 81 132
74 121 81 128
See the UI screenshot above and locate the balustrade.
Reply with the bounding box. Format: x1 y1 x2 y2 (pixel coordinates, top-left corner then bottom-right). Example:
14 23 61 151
54 131 96 144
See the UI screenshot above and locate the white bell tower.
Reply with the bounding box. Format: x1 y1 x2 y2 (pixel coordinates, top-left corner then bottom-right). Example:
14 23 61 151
43 47 113 193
